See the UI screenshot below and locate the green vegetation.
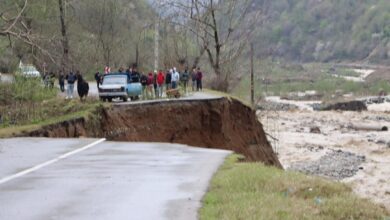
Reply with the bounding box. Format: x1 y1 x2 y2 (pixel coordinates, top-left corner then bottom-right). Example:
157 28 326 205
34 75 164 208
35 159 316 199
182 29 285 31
0 102 100 138
0 0 156 76
0 75 103 136
232 60 390 101
0 97 101 127
0 75 57 103
200 155 389 220
251 0 390 64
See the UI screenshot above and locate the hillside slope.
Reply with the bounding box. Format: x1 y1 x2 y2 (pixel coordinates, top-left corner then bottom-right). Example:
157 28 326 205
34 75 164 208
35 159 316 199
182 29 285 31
251 0 390 64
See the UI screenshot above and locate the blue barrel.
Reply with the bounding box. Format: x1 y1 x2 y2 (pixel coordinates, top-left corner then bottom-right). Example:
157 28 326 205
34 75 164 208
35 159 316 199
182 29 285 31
127 83 142 96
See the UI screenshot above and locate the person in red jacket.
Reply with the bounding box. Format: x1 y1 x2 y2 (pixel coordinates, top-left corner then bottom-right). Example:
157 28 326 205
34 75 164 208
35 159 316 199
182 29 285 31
157 70 165 98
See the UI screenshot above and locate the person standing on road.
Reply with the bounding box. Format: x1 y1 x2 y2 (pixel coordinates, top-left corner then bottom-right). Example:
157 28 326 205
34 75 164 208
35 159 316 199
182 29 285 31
147 72 154 99
191 68 197 92
153 70 158 98
140 73 148 100
157 70 165 98
104 66 111 74
196 67 203 91
165 69 172 91
65 71 77 99
171 67 180 89
131 67 141 83
181 68 189 93
94 71 102 88
125 67 133 82
59 70 65 92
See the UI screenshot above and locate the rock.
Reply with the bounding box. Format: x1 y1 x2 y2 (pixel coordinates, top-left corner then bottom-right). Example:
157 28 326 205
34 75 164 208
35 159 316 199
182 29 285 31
257 101 299 111
376 139 386 145
310 126 321 134
322 100 367 111
296 144 325 152
364 115 390 122
311 103 323 111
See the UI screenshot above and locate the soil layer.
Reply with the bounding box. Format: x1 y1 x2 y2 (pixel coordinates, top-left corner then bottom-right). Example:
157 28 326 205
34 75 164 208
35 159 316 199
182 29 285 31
25 98 281 167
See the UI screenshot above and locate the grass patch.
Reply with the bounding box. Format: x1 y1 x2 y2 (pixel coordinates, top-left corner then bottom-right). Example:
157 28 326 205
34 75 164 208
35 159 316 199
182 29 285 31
200 155 389 220
0 99 104 138
232 61 390 102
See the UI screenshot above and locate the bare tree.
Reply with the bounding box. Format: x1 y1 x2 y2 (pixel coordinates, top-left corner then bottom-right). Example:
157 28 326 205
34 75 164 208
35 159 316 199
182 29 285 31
164 0 259 91
0 0 57 63
58 0 70 73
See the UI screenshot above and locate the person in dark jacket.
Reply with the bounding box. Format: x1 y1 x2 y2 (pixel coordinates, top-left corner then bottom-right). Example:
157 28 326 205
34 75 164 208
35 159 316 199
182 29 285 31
94 71 102 88
65 71 77 99
165 69 172 91
153 70 158 98
191 68 197 92
181 68 189 93
140 73 148 100
196 67 203 91
126 67 132 80
131 67 141 83
76 71 89 101
59 70 65 92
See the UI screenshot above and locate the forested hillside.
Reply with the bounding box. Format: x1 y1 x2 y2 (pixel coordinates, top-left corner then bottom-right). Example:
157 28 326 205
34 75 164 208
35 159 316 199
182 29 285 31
0 0 155 74
1 0 389 77
251 0 390 64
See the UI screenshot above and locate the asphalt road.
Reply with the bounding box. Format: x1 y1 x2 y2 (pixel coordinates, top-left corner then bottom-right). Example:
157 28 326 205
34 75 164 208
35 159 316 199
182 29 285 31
0 73 13 83
0 138 231 220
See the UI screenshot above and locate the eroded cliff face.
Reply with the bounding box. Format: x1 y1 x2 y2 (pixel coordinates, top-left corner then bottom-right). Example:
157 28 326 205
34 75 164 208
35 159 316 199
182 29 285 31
25 98 281 167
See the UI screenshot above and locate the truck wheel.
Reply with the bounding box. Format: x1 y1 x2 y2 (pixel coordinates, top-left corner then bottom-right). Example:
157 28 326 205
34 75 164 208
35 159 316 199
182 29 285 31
108 98 112 102
122 96 128 102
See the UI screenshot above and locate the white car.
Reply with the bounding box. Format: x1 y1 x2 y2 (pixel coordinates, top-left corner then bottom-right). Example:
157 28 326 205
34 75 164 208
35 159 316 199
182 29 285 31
20 64 41 77
99 73 142 102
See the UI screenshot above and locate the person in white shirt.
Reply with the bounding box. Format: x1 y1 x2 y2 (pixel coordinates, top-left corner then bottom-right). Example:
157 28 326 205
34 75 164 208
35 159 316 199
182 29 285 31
171 67 180 89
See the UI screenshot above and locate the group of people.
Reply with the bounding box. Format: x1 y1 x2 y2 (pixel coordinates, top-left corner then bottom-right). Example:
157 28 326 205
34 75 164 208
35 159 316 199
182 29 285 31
95 66 204 100
50 65 204 101
58 70 81 99
41 71 79 99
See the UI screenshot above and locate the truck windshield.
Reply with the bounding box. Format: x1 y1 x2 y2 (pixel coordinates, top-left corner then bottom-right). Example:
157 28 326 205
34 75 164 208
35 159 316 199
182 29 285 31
103 75 127 85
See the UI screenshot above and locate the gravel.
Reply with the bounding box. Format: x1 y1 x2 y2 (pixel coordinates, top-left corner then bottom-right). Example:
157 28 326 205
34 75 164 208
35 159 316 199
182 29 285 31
289 149 366 180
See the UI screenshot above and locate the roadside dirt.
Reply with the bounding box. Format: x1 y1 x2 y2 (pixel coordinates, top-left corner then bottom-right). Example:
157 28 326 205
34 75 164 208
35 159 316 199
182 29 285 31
25 98 281 167
366 69 390 84
260 110 390 210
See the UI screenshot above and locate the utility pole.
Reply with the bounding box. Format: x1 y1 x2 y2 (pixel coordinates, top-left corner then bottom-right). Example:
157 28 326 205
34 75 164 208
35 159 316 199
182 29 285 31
154 0 161 71
250 42 255 107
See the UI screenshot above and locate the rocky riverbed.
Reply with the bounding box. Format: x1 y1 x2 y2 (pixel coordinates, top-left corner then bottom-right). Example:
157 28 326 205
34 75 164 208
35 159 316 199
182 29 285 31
259 109 390 211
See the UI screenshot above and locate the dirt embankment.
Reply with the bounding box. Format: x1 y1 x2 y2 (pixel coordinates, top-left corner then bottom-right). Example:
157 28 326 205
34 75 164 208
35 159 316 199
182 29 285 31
26 98 281 167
